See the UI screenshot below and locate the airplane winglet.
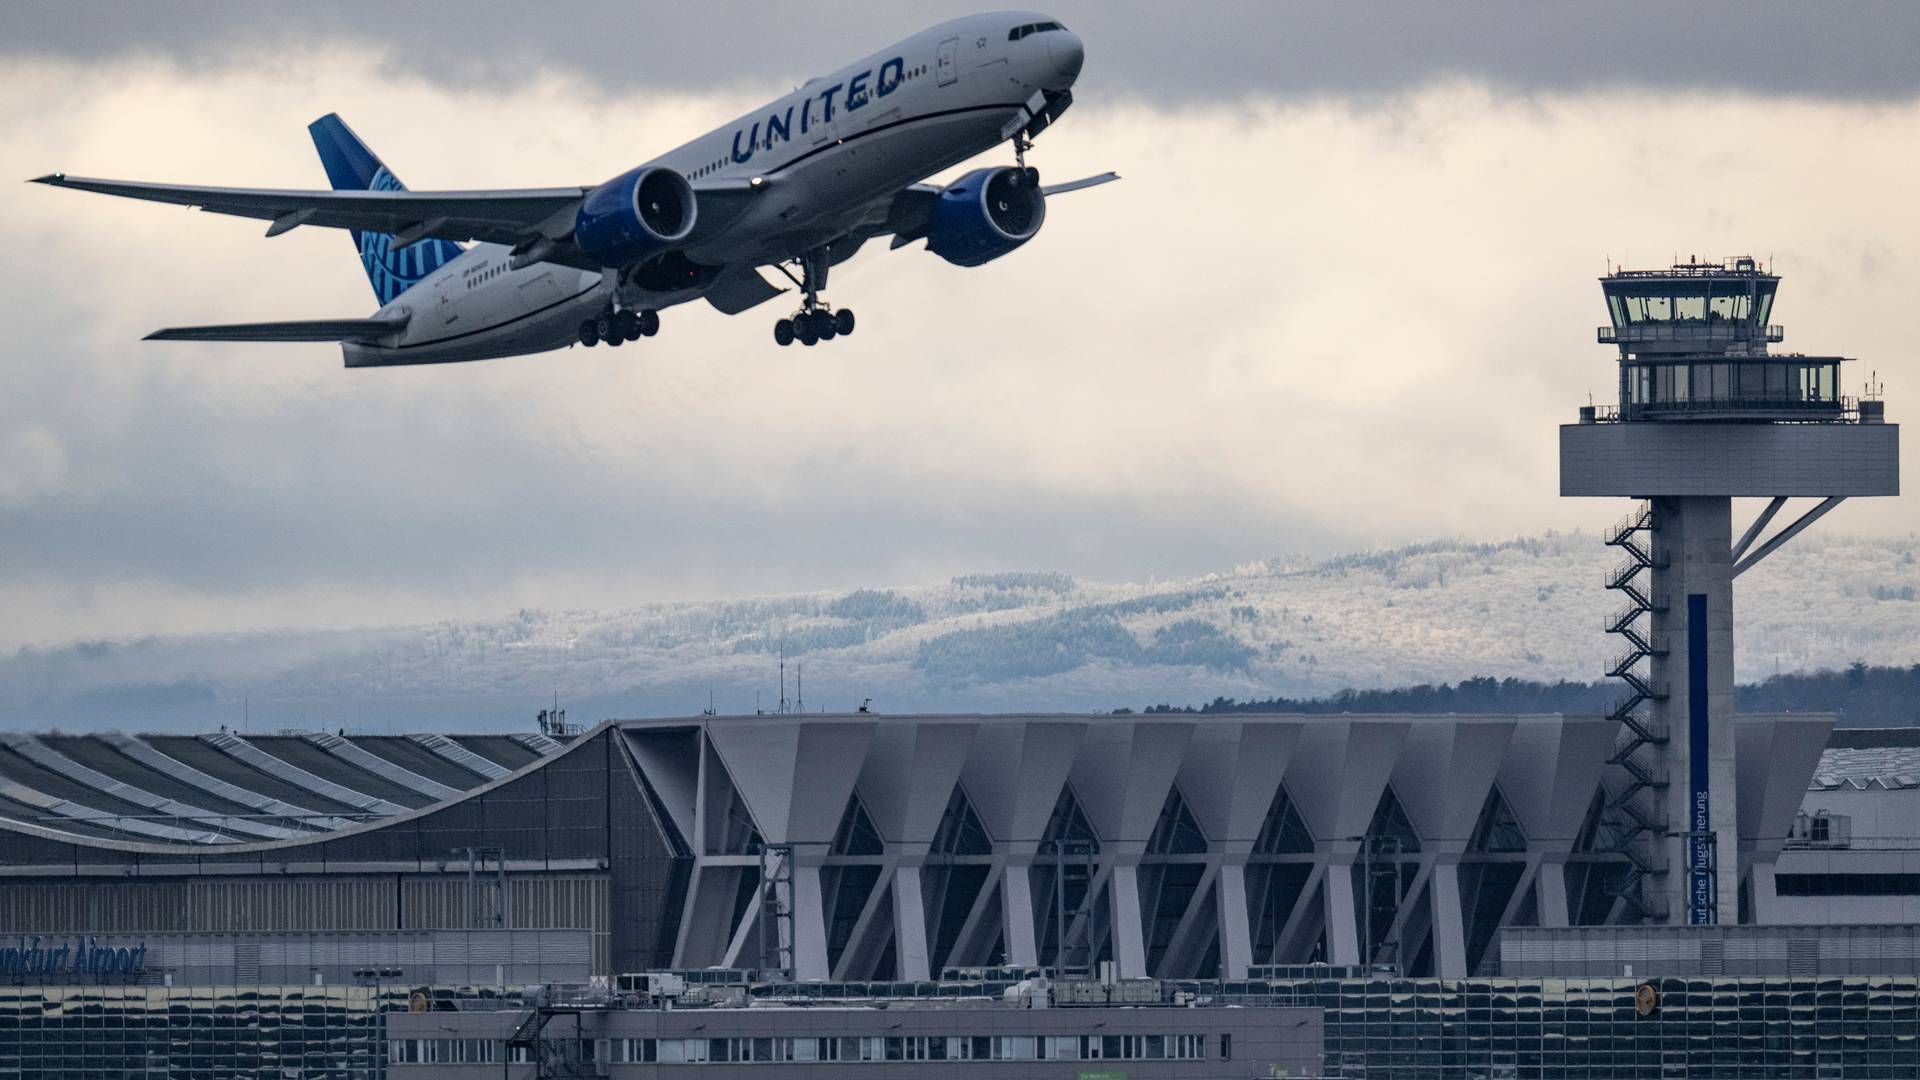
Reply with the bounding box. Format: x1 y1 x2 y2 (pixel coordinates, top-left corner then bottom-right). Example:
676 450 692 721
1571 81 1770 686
1039 171 1120 197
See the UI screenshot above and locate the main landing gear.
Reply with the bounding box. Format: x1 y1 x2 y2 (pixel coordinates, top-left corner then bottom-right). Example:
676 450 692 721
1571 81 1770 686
772 248 855 347
774 307 855 347
577 307 659 347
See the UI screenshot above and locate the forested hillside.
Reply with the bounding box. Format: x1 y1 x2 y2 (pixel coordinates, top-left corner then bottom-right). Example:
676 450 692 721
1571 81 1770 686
5 532 1914 730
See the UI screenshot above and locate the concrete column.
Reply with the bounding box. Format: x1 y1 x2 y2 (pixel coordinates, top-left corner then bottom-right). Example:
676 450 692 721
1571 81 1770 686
1324 860 1360 965
791 864 831 980
1002 861 1039 965
1216 862 1255 979
891 864 931 981
1537 862 1570 928
1649 495 1741 925
1109 862 1148 978
1430 861 1468 978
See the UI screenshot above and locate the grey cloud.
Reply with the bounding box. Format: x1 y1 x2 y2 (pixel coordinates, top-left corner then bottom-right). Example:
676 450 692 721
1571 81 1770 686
4 1 1920 103
4 42 1919 659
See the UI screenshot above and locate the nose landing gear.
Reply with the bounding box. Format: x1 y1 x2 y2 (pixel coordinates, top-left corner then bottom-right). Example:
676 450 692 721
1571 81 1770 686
577 307 659 348
772 247 856 347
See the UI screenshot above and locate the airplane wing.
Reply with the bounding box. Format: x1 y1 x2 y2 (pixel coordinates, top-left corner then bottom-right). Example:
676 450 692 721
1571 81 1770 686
880 170 1120 250
1039 171 1121 197
144 317 408 343
31 173 584 250
32 171 775 272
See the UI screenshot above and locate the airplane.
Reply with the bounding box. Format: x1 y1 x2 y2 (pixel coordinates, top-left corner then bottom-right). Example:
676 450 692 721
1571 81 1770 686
30 11 1115 367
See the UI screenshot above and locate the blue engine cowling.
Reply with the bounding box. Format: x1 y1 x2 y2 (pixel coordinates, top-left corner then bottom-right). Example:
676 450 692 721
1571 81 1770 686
926 166 1047 268
573 166 697 268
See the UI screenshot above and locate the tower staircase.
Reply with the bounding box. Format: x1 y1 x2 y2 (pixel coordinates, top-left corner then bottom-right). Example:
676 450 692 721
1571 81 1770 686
1598 502 1670 920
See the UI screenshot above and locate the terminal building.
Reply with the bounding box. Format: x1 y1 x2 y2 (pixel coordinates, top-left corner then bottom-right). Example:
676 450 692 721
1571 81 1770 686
0 260 1907 1078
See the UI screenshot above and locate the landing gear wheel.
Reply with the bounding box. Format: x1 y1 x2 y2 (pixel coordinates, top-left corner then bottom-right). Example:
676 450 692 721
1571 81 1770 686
834 309 856 336
795 318 819 346
812 309 837 340
578 321 598 347
595 314 618 346
774 319 795 347
617 311 642 342
638 310 660 337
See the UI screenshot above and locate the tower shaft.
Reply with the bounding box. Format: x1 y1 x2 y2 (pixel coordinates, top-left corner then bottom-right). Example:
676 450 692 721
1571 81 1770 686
1646 496 1738 923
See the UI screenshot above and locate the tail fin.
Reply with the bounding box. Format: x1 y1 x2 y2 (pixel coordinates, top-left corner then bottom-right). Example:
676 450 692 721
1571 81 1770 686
307 113 463 306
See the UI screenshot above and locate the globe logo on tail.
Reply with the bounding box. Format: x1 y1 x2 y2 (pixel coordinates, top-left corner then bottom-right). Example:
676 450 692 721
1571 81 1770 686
357 168 460 306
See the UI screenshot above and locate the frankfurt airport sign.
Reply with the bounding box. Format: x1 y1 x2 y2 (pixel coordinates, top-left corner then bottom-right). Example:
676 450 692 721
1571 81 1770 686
0 936 147 980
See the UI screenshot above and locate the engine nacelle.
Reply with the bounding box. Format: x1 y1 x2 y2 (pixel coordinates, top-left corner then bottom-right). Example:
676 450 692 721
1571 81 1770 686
926 166 1047 268
573 166 697 268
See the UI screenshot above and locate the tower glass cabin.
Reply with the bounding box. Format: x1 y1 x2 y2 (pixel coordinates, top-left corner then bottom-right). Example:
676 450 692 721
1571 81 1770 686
1597 257 1849 423
1561 257 1898 929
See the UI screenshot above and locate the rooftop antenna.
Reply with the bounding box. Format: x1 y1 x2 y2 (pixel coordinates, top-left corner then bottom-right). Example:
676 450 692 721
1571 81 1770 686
779 642 788 715
796 661 803 715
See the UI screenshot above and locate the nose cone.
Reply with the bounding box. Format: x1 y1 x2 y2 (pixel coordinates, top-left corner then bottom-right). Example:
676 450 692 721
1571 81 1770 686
1046 31 1084 87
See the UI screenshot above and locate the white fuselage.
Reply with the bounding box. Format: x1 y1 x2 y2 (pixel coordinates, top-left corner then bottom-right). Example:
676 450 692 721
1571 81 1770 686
348 11 1079 367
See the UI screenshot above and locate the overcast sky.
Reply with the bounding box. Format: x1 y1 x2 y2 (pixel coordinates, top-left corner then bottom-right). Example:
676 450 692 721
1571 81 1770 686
2 3 1918 650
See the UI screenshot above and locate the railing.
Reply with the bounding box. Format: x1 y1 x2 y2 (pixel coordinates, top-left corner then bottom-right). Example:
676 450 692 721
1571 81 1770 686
1634 394 1853 419
1783 836 1920 851
1598 323 1783 345
1583 398 1860 424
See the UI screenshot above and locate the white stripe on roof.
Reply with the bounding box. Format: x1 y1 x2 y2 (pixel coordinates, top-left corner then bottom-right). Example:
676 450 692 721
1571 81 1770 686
101 733 358 831
0 734 299 841
513 732 565 756
202 732 408 816
0 774 224 844
303 732 464 802
408 733 510 780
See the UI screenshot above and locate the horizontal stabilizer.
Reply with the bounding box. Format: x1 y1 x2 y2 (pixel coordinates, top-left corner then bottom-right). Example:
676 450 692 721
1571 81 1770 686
144 316 408 343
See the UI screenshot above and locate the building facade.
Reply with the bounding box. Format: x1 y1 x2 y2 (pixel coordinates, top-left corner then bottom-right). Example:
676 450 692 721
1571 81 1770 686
0 712 1849 987
7 717 1920 1078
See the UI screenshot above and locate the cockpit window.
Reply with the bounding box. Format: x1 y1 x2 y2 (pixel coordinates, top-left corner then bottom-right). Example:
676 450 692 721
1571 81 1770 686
1009 21 1065 41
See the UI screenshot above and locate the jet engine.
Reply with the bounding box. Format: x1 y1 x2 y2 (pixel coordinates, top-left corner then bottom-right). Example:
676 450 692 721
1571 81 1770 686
925 166 1047 267
573 166 697 267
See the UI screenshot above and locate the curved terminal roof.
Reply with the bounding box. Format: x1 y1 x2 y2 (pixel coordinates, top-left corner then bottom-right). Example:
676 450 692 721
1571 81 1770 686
0 730 566 846
0 716 1882 861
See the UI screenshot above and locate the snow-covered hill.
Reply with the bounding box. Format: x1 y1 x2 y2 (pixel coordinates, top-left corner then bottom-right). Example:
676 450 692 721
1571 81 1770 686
5 532 1915 731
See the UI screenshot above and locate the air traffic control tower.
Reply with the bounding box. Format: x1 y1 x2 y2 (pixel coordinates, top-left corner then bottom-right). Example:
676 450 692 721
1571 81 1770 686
1561 256 1899 926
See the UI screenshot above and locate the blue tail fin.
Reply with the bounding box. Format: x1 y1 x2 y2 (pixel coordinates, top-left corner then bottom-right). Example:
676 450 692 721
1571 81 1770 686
308 113 463 306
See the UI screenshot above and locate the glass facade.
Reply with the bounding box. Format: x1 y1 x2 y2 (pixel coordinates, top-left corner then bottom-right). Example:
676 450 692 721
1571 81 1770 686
13 975 1919 1079
1619 357 1843 419
1604 277 1776 328
1249 976 1920 1080
576 1033 1213 1065
0 984 399 1080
